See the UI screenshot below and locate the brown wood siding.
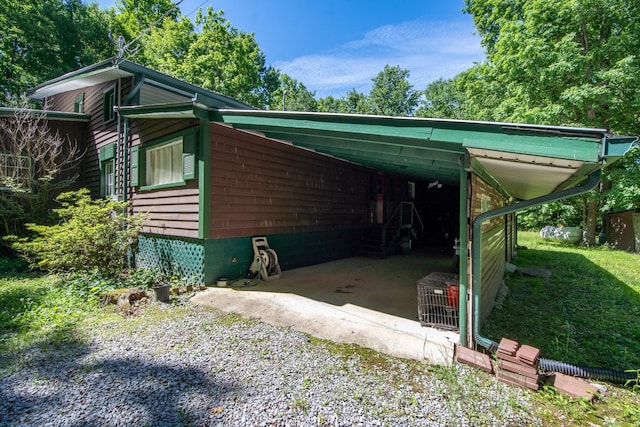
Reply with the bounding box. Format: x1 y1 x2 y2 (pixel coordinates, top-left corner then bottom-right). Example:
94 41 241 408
128 119 201 238
471 174 508 323
131 184 200 238
209 124 370 238
46 79 134 197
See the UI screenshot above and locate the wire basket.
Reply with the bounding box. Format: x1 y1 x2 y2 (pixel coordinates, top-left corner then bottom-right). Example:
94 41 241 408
417 272 459 331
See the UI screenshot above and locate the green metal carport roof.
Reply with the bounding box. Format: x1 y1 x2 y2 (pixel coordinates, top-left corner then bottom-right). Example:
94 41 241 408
119 102 631 201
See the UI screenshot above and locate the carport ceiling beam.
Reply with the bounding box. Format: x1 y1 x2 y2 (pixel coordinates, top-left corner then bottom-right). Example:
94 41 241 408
260 132 462 165
230 124 464 155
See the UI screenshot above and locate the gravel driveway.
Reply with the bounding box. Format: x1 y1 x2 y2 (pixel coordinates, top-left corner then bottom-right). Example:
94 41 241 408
1 300 540 426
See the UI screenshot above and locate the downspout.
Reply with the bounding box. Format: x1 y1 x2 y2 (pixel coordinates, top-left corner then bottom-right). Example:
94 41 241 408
121 75 146 202
458 156 469 346
471 169 602 352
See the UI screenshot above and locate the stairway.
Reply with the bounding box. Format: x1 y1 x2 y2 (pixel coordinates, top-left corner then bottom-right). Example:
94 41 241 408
359 225 398 257
360 201 424 258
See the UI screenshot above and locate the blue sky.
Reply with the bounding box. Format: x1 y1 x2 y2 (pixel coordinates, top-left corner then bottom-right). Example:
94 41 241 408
95 0 485 98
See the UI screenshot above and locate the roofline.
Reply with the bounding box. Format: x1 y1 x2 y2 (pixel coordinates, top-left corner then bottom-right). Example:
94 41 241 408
0 107 90 122
214 108 608 139
28 57 255 110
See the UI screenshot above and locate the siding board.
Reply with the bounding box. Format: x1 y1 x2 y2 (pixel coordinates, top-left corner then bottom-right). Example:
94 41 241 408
471 174 508 324
209 124 370 239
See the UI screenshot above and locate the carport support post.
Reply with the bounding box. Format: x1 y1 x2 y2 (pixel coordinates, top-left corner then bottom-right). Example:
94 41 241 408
458 157 469 347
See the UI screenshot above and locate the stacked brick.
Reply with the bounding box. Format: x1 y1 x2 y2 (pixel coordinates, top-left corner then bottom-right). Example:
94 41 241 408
495 338 540 391
455 337 599 400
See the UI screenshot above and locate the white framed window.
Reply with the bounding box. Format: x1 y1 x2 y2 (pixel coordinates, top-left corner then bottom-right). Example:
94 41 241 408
145 138 183 187
0 153 31 190
103 160 115 198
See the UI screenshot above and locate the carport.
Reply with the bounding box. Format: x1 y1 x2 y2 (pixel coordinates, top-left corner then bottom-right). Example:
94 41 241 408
122 101 629 355
209 109 630 351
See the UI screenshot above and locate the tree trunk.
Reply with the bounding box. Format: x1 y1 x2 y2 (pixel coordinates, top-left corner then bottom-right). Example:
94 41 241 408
583 196 598 246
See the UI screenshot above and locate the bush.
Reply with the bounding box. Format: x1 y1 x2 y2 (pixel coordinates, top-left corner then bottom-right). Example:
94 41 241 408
7 189 146 276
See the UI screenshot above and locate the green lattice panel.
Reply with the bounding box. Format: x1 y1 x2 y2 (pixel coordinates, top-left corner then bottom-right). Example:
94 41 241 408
136 234 204 284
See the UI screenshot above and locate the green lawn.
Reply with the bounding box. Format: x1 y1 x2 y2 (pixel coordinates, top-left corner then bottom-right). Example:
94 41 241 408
482 231 640 425
482 231 640 371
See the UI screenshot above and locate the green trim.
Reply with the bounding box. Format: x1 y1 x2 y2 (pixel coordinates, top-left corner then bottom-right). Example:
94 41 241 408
458 159 469 347
123 118 130 201
130 145 139 187
462 133 601 163
99 143 115 162
135 127 198 190
198 120 211 239
102 85 116 123
99 158 115 198
182 131 197 180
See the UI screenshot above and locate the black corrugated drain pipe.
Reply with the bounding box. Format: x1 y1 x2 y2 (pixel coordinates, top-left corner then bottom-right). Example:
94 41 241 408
470 169 638 384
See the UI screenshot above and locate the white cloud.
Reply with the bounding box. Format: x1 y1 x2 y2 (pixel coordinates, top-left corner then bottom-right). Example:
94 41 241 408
275 18 485 98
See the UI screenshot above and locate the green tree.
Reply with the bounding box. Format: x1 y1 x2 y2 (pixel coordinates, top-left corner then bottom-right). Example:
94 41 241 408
0 0 114 103
269 73 317 111
316 96 347 113
601 144 640 212
113 0 179 41
343 89 371 115
415 78 466 119
462 0 640 243
134 7 275 108
463 0 640 134
368 65 420 117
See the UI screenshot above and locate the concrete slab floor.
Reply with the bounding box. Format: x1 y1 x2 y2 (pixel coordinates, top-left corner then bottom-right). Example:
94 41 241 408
191 246 460 365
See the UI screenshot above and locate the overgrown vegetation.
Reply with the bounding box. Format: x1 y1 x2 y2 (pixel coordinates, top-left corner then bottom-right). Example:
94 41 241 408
7 189 146 276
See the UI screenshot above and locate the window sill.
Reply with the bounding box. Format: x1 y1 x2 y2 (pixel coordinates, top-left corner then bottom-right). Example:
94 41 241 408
139 180 186 191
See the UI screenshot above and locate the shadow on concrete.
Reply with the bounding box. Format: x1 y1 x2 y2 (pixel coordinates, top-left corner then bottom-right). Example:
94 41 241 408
234 246 455 321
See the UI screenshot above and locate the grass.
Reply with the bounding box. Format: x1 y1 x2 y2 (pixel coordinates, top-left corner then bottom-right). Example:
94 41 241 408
483 231 640 370
482 231 640 426
1 240 639 425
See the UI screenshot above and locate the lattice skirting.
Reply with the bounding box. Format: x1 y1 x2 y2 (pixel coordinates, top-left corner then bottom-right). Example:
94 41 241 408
135 234 204 285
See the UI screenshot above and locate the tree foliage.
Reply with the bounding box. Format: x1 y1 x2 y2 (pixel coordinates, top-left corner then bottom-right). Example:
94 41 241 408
462 0 640 134
601 144 640 212
368 65 421 116
415 78 467 119
8 189 146 276
269 73 317 112
0 0 115 103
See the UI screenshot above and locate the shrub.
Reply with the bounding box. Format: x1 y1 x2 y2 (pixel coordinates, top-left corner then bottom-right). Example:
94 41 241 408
8 189 146 276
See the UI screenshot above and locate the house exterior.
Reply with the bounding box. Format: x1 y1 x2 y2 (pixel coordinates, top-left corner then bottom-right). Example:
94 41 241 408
5 57 631 349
